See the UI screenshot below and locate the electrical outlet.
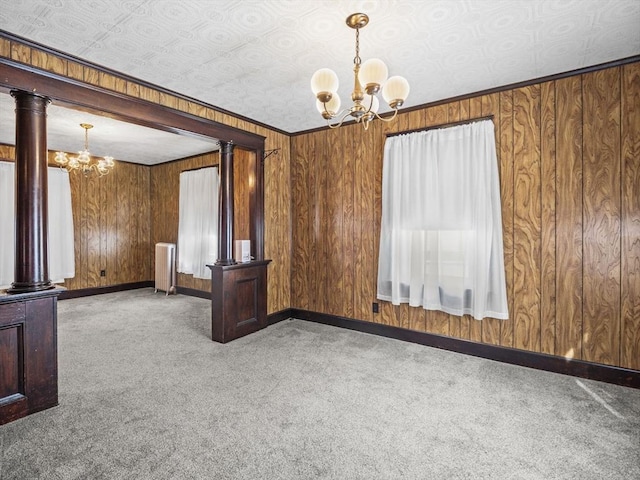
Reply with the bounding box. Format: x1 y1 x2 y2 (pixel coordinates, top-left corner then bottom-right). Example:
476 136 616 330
372 302 379 313
100 270 106 277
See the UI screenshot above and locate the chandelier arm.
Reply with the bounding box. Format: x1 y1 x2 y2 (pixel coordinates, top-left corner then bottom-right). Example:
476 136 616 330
373 108 400 123
322 103 353 122
326 110 354 129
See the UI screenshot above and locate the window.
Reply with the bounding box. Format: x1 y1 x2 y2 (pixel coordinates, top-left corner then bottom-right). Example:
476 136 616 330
0 161 75 288
177 166 219 279
376 119 508 320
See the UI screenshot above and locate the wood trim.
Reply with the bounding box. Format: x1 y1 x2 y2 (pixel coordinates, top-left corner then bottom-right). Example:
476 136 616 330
283 308 640 389
0 59 265 150
176 287 210 300
267 309 292 326
57 281 153 300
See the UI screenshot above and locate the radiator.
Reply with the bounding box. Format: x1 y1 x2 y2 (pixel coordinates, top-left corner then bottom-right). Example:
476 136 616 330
155 242 176 295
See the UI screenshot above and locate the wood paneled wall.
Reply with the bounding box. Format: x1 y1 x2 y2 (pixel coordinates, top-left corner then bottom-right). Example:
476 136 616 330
1 35 292 315
291 62 640 371
67 159 151 290
233 148 252 243
0 148 151 289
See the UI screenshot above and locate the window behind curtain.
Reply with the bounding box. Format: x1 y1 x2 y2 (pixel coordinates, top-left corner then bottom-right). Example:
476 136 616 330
376 119 508 320
0 161 75 288
177 166 219 279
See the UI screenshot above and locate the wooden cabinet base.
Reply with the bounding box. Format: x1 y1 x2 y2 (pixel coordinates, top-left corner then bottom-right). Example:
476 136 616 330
0 289 60 425
208 260 270 343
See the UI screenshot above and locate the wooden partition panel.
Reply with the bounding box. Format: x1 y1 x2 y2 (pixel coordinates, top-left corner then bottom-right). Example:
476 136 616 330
291 62 640 371
621 63 640 370
233 148 252 243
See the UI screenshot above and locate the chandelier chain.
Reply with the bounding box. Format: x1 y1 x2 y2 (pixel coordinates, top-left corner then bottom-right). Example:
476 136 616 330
354 27 361 65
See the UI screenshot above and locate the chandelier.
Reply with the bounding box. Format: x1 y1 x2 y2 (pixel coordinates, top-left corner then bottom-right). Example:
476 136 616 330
54 123 115 176
311 13 410 130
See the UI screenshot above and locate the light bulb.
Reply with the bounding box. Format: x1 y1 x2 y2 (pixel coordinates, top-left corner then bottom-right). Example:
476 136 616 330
311 68 339 100
316 92 341 119
382 76 410 109
359 58 388 94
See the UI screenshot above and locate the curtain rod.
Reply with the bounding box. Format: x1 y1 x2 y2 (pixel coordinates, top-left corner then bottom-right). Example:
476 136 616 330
386 115 494 138
181 164 218 173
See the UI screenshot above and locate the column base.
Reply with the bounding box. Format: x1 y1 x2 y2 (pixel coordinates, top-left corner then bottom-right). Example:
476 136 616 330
7 281 54 294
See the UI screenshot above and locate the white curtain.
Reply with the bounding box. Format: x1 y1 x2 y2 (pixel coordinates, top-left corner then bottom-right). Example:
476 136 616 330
177 166 219 279
377 119 509 320
0 161 75 288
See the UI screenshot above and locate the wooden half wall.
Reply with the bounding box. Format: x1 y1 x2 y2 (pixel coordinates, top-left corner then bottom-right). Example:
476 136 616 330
291 61 640 371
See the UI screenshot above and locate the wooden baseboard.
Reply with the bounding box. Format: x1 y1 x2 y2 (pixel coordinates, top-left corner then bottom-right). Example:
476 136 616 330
283 308 640 389
57 281 154 300
267 309 293 326
176 287 210 299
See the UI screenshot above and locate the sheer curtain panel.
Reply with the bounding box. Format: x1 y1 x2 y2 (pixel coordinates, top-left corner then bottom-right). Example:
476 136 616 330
177 167 219 279
377 120 509 320
0 161 75 288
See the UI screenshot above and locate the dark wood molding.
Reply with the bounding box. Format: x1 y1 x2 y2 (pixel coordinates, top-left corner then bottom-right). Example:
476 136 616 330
267 309 292 326
0 58 265 150
176 287 210 300
0 30 290 137
57 281 154 300
285 308 640 389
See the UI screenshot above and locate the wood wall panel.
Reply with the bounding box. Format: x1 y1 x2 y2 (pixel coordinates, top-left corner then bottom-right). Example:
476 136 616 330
498 90 515 348
621 63 640 370
233 149 251 242
291 62 640 372
540 81 557 355
555 76 583 360
262 131 291 314
327 126 343 316
342 126 355 320
512 85 542 352
582 69 621 366
291 133 311 310
480 92 502 346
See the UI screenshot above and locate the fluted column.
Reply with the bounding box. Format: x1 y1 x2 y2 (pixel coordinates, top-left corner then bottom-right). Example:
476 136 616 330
216 140 236 266
8 90 53 293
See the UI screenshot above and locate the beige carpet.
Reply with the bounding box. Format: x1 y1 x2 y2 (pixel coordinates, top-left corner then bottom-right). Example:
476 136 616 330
1 288 639 479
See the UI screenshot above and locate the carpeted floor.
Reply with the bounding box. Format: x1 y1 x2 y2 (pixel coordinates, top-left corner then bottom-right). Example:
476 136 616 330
1 288 639 479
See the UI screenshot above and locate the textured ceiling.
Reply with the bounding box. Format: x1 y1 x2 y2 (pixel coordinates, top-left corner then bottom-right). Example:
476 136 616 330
1 0 639 162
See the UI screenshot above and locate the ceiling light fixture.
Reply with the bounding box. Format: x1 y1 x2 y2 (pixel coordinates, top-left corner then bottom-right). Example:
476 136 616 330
311 13 410 130
54 123 114 177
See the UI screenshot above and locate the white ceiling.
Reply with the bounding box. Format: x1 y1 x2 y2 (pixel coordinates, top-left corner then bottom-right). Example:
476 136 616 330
1 0 639 163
